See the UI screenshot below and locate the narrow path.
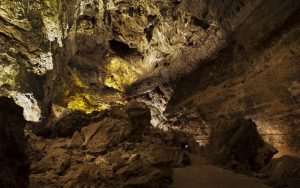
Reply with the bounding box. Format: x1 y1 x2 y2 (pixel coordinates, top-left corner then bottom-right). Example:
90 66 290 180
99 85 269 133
171 155 270 188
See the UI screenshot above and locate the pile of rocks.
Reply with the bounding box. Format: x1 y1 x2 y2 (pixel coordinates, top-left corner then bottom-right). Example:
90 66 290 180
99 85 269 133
28 101 198 187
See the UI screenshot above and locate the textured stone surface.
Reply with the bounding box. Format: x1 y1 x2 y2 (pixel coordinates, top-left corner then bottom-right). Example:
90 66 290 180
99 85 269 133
0 0 68 121
28 102 194 187
166 1 300 152
126 76 174 126
1 0 300 186
260 155 300 187
0 0 275 119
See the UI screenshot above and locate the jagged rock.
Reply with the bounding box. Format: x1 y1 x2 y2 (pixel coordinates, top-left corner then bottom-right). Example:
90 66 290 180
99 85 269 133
28 101 192 187
0 0 68 122
28 106 111 138
166 1 300 153
1 0 276 120
126 76 173 127
260 155 300 188
80 118 133 152
1 0 300 187
0 97 30 188
124 100 152 129
205 118 278 173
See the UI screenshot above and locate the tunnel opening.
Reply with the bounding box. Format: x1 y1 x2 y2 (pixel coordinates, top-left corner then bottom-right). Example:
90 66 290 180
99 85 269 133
109 40 141 57
191 17 210 30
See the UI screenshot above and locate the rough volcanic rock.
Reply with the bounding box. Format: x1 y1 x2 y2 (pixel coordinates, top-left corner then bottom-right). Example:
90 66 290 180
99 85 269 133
1 0 276 120
0 97 30 188
260 155 300 188
204 118 278 173
0 0 70 122
80 117 133 153
164 112 212 147
166 1 300 153
28 100 152 138
28 101 193 187
126 76 174 127
1 1 299 185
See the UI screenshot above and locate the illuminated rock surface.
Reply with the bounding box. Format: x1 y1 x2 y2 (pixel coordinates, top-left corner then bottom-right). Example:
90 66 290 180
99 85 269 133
0 0 300 187
27 102 194 187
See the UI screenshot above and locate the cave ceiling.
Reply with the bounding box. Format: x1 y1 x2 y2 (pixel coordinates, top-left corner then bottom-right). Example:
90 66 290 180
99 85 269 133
0 0 267 117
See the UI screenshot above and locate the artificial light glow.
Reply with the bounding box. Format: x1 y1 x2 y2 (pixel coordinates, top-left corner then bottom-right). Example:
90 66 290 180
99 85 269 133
104 57 139 91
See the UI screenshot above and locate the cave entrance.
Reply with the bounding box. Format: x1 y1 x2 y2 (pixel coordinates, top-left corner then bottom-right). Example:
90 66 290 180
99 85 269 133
109 40 140 57
191 17 210 30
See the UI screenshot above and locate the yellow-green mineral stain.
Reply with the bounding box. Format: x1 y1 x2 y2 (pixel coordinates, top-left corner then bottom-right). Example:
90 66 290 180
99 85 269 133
104 57 139 91
59 74 110 114
56 57 138 114
66 93 109 114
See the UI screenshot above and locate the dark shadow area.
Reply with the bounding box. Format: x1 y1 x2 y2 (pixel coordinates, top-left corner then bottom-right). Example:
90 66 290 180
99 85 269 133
144 25 154 42
0 97 30 188
109 39 141 57
191 17 210 30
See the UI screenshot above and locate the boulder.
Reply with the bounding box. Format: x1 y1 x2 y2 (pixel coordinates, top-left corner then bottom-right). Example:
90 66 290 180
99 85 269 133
81 118 133 153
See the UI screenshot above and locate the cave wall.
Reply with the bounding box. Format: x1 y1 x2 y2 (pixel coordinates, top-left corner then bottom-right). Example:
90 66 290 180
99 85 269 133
0 0 69 121
167 0 300 152
1 0 272 120
1 1 299 153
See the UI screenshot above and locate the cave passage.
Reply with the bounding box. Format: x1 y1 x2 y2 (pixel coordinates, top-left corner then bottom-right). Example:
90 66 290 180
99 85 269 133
0 0 299 187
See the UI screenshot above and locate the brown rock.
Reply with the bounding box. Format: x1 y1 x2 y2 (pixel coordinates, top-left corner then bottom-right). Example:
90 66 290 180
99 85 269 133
82 118 133 152
28 101 190 187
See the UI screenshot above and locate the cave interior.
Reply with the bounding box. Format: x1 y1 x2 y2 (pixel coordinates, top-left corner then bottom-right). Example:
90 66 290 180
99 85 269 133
0 0 300 187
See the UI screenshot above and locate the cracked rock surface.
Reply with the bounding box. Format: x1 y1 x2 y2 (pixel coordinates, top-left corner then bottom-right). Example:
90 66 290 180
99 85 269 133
27 102 196 188
0 0 300 187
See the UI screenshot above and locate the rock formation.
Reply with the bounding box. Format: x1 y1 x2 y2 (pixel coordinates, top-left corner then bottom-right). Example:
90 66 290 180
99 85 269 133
166 0 300 153
260 155 300 187
0 0 299 187
28 101 194 187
